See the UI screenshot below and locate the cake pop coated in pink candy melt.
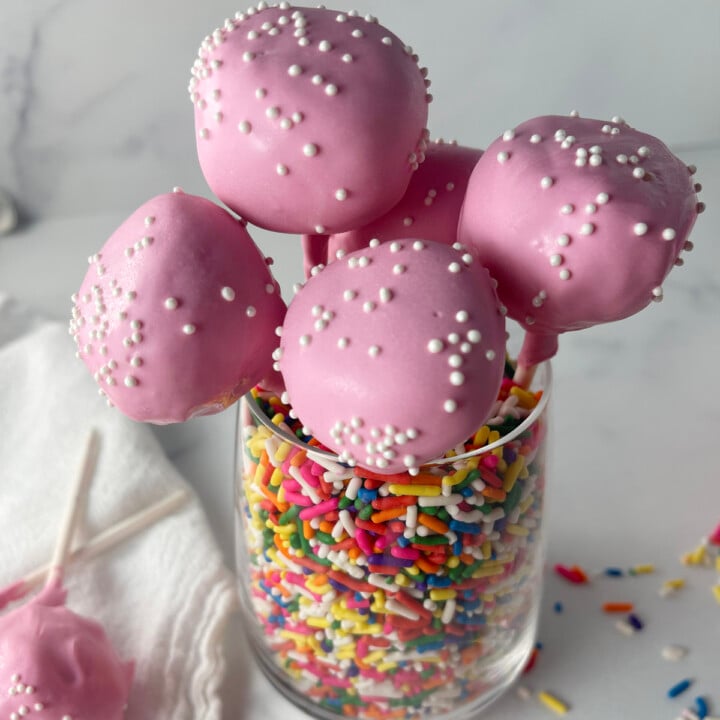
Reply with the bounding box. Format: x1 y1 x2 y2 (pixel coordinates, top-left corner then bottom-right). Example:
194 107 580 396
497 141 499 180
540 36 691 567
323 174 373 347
0 579 133 720
324 141 483 263
70 191 286 423
458 114 700 367
278 240 506 473
190 4 430 234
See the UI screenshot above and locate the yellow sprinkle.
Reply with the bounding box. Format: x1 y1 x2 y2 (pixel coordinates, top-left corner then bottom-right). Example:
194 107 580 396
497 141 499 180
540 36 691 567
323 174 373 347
537 690 570 716
663 578 685 590
488 430 501 444
473 425 491 446
712 585 720 605
716 556 720 572
518 494 535 514
306 617 331 629
505 524 529 536
279 630 312 644
503 457 525 492
442 467 470 487
269 467 285 487
429 589 457 601
405 564 420 576
274 441 293 462
630 564 655 575
509 385 538 409
271 412 285 426
373 590 386 605
364 650 386 665
352 624 384 635
472 566 506 579
446 556 460 569
394 573 411 587
253 464 267 485
388 484 441 497
481 541 493 560
377 661 398 672
277 484 287 503
250 387 259 398
682 545 707 566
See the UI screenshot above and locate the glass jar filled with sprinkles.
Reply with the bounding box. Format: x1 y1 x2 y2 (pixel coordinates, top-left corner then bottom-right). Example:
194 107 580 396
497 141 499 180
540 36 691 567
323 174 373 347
234 362 551 720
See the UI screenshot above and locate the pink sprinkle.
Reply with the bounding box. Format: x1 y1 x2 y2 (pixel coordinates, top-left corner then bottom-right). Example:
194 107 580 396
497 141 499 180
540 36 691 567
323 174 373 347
481 454 499 469
355 529 375 556
391 546 421 560
709 521 720 545
356 637 370 659
282 490 313 507
298 498 339 519
310 461 325 477
300 462 320 487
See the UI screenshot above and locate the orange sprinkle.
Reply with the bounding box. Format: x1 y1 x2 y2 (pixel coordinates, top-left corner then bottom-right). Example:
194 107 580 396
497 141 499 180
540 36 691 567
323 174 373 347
418 513 450 534
290 450 307 467
602 602 634 613
257 482 289 512
416 557 441 574
319 521 335 534
302 521 315 540
481 486 507 502
348 546 361 560
370 507 407 523
570 565 590 583
460 553 475 565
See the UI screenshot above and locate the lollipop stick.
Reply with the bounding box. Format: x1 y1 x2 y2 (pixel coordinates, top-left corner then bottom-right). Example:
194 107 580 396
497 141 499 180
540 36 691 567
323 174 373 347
302 233 329 278
513 332 559 389
1 489 189 607
48 429 100 583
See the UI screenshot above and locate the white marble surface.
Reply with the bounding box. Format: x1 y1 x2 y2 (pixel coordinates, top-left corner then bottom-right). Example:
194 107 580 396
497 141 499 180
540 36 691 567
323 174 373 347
1 1 719 222
1 1 720 718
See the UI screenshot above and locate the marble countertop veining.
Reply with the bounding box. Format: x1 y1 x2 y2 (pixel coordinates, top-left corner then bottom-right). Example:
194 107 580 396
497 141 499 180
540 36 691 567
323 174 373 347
0 145 718 719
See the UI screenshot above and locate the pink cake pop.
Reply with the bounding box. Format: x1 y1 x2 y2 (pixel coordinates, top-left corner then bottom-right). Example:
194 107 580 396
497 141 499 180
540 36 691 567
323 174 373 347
190 4 430 234
458 114 701 382
0 431 134 720
70 191 286 423
278 240 506 473
318 141 483 270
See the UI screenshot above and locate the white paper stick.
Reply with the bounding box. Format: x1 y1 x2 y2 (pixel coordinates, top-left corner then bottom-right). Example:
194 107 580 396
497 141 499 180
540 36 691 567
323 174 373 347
48 428 101 581
21 489 189 592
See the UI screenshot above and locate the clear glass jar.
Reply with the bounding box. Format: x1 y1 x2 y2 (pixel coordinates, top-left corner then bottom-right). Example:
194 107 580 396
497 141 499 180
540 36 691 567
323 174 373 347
234 364 551 720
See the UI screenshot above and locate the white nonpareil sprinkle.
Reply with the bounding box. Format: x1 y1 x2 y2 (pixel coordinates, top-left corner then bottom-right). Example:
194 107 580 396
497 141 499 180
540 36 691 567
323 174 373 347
443 399 457 413
182 324 196 335
633 222 648 236
540 176 553 189
497 151 510 164
427 339 444 353
164 297 178 310
663 228 677 241
221 286 235 301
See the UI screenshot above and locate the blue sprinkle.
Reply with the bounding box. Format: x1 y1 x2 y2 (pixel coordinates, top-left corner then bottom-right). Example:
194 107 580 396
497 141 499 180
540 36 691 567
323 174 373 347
627 613 644 631
553 601 564 614
535 641 543 650
695 696 709 719
397 535 410 547
604 567 624 577
453 540 463 555
357 488 378 502
449 519 482 534
667 678 693 699
427 575 452 587
417 641 445 653
460 487 474 497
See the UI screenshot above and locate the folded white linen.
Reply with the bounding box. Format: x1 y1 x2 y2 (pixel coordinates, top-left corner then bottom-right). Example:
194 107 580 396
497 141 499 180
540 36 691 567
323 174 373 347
0 293 237 720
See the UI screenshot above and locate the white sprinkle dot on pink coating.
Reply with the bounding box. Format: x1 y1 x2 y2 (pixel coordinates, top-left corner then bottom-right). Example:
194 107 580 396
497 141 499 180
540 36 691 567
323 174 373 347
580 222 595 235
662 228 677 241
164 297 178 310
560 204 574 215
221 286 236 301
540 176 553 189
443 399 457 413
182 324 196 335
633 222 648 236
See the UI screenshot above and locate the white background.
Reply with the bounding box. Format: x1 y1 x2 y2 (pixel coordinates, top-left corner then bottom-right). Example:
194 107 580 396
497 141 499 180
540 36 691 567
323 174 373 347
1 2 719 719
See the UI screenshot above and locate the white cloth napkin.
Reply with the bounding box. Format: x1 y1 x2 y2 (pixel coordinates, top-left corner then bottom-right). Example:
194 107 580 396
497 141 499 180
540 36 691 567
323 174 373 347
0 294 237 720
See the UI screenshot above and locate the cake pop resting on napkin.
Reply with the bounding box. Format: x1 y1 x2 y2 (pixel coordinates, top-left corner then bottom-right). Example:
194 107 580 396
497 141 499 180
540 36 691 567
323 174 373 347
70 191 286 423
190 4 430 234
320 141 483 269
0 580 134 720
0 431 133 720
458 114 701 377
278 239 506 473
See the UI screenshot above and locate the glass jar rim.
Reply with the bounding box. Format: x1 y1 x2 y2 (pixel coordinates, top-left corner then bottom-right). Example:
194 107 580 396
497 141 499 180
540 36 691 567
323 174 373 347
242 361 551 470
